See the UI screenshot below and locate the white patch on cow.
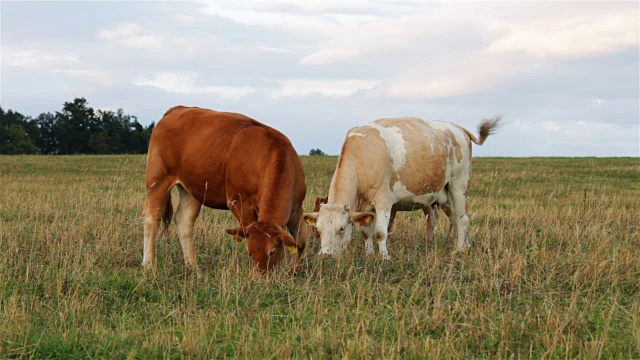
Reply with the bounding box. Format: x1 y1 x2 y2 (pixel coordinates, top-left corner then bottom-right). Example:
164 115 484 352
368 122 406 172
392 181 414 198
423 120 470 164
426 120 452 132
347 131 366 138
391 179 449 211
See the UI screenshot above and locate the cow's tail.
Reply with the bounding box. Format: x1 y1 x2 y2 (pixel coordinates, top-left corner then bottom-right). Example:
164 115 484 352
161 195 174 235
463 116 502 145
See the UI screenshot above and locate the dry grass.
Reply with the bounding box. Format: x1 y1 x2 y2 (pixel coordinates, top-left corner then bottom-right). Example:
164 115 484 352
0 155 638 359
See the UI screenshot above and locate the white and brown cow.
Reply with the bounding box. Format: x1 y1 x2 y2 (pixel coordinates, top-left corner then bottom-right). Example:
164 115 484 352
313 195 454 242
303 116 499 260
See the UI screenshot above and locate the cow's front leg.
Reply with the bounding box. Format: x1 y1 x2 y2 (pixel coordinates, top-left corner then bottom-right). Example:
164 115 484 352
373 207 392 261
286 207 307 274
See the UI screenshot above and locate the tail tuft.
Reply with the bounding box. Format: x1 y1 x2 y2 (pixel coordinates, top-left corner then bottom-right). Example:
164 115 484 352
475 115 502 145
161 199 173 235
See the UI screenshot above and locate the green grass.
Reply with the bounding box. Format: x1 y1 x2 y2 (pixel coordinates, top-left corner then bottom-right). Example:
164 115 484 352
1 155 639 358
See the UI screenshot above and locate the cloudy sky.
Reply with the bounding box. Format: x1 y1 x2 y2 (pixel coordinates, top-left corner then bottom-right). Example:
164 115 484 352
1 1 638 156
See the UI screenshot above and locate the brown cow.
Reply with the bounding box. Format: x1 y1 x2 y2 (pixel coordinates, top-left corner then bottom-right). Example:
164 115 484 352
142 106 307 275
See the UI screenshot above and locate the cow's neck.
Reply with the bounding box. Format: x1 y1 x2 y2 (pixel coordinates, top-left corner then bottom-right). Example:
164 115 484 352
327 152 359 210
257 151 294 227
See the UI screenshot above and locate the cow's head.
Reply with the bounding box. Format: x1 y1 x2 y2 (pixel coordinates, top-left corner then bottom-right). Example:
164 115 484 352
226 221 302 274
303 204 374 256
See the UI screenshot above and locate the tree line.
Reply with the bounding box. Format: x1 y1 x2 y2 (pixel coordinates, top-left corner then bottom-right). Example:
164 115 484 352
0 98 154 155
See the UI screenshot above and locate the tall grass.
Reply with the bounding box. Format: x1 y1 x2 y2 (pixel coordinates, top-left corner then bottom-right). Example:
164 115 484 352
1 155 638 358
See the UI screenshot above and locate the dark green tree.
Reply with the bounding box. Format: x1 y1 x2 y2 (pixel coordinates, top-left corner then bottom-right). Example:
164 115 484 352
0 107 39 154
55 98 98 154
28 112 58 154
309 148 326 156
2 98 156 154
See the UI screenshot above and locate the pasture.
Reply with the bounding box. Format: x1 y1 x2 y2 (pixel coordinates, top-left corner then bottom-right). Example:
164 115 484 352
0 155 638 358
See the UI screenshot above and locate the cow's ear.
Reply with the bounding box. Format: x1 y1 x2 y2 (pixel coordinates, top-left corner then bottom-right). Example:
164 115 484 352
303 213 319 226
225 227 249 242
349 212 375 226
277 230 302 254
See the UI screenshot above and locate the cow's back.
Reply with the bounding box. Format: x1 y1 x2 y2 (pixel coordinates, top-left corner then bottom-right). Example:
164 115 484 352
336 117 472 208
146 106 267 209
375 117 471 196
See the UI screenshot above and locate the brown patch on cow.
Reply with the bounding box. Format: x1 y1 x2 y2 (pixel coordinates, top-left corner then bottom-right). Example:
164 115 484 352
330 126 388 205
333 138 351 197
386 118 448 195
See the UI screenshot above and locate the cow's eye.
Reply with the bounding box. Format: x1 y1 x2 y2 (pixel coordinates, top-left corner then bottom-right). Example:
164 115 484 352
339 226 345 234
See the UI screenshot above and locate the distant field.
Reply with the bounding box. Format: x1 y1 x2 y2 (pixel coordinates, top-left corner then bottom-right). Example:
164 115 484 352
1 155 638 358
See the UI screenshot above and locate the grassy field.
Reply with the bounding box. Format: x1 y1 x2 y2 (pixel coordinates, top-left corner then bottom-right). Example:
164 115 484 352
0 155 639 359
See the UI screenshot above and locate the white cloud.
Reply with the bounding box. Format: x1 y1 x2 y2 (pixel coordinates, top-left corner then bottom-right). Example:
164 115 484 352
270 79 381 98
133 71 255 99
196 0 427 40
543 121 560 132
282 2 638 100
5 48 79 69
50 69 111 84
98 22 165 49
3 47 111 85
258 46 294 54
380 74 491 100
198 1 333 35
487 9 639 59
300 48 361 65
564 120 618 139
374 55 532 99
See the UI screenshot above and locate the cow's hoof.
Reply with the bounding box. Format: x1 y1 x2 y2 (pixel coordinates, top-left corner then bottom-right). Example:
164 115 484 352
142 267 157 279
189 266 203 279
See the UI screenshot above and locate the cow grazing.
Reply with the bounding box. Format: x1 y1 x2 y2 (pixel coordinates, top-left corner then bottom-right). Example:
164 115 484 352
303 116 500 260
142 106 307 275
315 196 453 242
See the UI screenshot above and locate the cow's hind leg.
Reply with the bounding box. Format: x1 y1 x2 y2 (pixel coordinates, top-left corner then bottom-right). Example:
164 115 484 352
142 180 173 272
423 206 438 243
441 202 455 240
175 184 202 274
449 184 470 252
